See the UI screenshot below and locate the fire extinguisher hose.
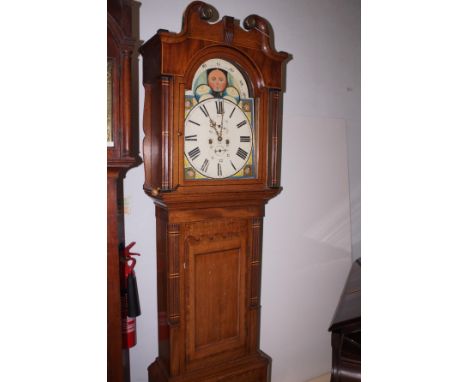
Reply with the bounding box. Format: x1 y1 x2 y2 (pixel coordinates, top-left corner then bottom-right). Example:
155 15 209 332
124 242 141 318
127 271 141 317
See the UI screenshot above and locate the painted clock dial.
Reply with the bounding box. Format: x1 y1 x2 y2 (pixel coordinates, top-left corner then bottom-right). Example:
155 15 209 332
184 58 255 180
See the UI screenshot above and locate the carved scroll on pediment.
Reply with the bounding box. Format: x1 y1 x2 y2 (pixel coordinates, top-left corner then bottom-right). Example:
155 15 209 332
178 1 288 61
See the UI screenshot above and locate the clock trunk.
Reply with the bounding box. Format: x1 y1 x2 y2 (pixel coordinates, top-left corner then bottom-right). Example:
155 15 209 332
149 204 270 382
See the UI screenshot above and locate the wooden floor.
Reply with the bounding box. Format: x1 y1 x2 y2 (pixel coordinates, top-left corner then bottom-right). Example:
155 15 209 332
308 373 330 382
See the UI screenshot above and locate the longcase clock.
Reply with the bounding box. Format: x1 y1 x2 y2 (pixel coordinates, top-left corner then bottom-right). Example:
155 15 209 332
140 2 290 381
107 0 142 381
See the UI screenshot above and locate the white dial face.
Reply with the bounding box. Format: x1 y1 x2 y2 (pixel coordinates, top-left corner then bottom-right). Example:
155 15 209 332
184 98 253 179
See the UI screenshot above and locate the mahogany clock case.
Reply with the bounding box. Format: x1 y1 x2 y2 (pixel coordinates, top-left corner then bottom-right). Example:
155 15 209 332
107 1 142 381
140 1 290 200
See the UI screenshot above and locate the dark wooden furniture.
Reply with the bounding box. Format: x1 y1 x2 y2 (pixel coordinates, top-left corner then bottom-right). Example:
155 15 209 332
107 1 142 381
140 2 290 381
329 259 361 382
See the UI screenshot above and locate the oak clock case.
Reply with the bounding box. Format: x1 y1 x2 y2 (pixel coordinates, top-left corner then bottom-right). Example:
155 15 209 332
140 2 289 382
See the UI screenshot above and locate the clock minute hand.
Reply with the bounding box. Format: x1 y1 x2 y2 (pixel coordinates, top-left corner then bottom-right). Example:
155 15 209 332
219 106 225 138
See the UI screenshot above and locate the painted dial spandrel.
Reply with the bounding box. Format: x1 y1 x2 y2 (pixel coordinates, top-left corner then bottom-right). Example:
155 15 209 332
184 98 253 179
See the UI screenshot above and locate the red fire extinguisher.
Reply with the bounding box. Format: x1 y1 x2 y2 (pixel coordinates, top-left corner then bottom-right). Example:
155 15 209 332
121 242 141 349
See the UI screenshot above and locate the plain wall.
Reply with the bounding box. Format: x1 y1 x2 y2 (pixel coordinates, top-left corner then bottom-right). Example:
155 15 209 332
123 1 360 381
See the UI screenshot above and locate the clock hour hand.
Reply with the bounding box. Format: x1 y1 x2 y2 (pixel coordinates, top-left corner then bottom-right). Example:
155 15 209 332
208 116 221 136
209 118 220 135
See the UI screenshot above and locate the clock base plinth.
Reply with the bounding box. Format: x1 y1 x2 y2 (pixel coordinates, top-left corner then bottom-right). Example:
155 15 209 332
148 352 271 382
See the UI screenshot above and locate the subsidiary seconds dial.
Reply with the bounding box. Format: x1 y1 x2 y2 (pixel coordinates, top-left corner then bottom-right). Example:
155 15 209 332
184 98 253 179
